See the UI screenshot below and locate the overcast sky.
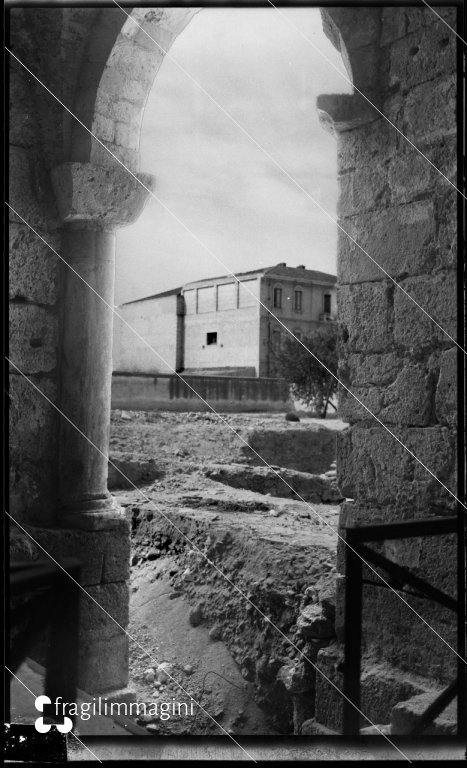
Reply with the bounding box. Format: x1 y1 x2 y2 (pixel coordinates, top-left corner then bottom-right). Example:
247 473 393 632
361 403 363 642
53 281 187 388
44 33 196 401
115 7 351 305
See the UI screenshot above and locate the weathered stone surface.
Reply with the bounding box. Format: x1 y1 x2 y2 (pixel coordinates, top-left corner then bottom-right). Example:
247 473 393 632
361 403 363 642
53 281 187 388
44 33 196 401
9 222 59 305
388 24 455 91
296 604 335 640
9 374 58 526
339 362 436 426
78 634 129 693
24 524 130 585
393 272 457 347
435 348 457 428
9 146 59 230
51 162 155 229
338 200 435 283
206 464 343 504
277 660 315 694
391 690 457 735
9 304 58 374
79 582 129 638
108 451 163 490
337 118 397 172
337 425 457 512
402 74 456 144
243 426 337 475
340 352 403 388
337 162 389 217
337 283 393 353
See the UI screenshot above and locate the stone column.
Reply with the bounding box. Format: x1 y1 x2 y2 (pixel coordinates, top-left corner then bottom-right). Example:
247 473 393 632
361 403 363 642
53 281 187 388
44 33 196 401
37 162 155 694
51 162 155 529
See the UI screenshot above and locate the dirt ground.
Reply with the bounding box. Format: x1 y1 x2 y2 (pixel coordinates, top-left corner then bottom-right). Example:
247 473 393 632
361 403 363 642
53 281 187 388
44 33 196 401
109 410 347 736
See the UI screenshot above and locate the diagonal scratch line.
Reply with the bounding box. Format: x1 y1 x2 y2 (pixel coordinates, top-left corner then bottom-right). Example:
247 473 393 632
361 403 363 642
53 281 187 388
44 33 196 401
5 538 257 761
420 1 467 46
6 198 465 514
5 666 103 763
265 0 463 197
5 500 411 758
5 44 465 358
6 351 466 670
6 204 466 658
110 3 465 353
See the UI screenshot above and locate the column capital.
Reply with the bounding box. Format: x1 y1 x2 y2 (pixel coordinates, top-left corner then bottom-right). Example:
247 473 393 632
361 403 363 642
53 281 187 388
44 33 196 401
51 162 155 230
317 93 377 135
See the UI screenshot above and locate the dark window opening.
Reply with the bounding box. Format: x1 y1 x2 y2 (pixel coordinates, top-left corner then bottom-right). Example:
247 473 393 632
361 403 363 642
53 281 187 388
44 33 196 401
273 287 282 308
323 294 332 314
294 289 302 312
206 332 217 345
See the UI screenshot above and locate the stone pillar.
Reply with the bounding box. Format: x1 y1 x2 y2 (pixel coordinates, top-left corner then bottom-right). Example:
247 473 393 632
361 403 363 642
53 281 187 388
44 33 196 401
51 162 154 529
34 162 156 694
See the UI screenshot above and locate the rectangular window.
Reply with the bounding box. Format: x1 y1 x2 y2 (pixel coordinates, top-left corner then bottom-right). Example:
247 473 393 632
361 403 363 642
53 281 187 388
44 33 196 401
273 287 282 308
323 294 331 314
206 332 217 345
294 290 302 312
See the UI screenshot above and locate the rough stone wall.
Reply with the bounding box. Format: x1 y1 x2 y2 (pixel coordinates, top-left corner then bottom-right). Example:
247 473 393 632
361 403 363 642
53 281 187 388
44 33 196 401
8 6 197 697
9 7 197 525
315 5 458 728
9 9 68 526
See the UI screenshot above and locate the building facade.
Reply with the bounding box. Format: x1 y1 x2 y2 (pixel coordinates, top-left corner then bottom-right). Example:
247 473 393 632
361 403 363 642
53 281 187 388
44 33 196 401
113 263 337 377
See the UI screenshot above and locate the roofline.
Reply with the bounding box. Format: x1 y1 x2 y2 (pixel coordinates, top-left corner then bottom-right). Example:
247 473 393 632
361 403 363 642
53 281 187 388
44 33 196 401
120 265 337 304
120 287 182 306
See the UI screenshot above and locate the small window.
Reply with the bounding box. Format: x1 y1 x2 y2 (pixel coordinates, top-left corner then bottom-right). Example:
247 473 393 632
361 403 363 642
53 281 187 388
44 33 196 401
294 289 302 312
206 332 217 345
273 287 282 308
323 293 332 315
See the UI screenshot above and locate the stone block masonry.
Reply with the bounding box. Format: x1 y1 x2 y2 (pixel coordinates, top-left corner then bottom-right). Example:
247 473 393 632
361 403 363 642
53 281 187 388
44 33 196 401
316 5 459 730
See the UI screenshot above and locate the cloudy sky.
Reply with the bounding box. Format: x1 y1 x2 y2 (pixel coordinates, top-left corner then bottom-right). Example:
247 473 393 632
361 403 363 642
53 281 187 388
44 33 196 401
115 7 351 305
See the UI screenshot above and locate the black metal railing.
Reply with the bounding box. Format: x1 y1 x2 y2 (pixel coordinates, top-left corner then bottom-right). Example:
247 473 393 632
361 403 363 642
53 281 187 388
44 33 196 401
342 515 465 736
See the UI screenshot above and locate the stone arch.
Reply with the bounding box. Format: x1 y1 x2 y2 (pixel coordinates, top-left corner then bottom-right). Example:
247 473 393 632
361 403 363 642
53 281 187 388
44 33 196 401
70 7 200 171
317 7 381 133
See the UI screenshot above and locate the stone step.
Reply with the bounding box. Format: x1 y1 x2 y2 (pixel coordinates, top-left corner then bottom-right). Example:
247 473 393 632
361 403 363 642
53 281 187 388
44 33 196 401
391 690 457 735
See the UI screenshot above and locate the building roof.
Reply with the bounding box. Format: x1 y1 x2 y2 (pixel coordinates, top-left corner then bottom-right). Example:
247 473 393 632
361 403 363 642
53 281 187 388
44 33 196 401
263 265 337 283
120 264 336 305
183 263 336 290
120 286 182 306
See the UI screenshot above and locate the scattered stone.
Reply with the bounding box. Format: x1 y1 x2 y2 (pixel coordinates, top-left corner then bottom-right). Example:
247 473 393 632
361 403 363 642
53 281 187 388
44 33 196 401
360 724 391 735
183 664 194 675
181 568 194 582
209 624 222 641
143 668 155 684
277 660 315 694
155 662 173 682
146 723 160 734
296 604 335 639
301 718 339 736
138 713 155 725
188 603 204 627
285 412 300 422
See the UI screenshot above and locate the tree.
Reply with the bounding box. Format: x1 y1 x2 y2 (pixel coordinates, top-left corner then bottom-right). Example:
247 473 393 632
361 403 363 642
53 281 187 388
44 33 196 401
275 324 338 418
